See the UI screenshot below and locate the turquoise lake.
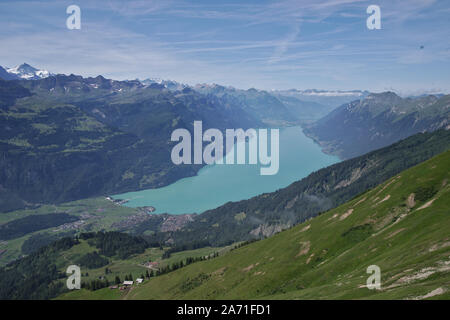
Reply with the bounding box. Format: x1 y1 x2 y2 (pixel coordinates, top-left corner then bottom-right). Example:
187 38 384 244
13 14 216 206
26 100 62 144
112 126 340 214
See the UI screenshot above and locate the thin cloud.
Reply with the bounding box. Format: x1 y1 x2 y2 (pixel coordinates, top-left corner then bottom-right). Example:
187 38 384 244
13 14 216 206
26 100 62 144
0 0 448 93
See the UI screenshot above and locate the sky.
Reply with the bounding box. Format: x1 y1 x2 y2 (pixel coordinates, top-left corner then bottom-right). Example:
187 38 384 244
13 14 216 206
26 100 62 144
0 0 449 95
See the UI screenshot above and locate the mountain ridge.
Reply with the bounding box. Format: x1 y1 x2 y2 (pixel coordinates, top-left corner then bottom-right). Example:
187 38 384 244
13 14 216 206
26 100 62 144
304 92 450 159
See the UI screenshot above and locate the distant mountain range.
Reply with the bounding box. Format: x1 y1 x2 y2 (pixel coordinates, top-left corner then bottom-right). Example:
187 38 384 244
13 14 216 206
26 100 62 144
0 63 369 124
0 63 52 80
0 63 372 123
273 89 371 108
193 83 297 126
140 78 187 91
304 92 450 159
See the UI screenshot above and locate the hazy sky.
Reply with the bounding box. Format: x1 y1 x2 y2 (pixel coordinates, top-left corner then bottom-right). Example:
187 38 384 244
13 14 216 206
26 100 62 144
1 0 449 94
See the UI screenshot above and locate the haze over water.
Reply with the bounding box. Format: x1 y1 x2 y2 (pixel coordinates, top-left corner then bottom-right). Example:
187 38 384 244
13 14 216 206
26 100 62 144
113 126 339 214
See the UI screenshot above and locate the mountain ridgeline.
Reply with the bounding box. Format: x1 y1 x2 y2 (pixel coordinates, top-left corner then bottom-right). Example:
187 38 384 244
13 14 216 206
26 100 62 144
0 63 52 80
304 92 450 159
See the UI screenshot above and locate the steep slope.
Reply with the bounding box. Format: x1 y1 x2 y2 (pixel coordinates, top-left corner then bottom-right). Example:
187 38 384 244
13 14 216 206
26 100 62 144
147 129 450 247
194 84 295 126
0 66 19 80
110 150 450 300
304 92 450 159
0 76 260 212
0 79 31 108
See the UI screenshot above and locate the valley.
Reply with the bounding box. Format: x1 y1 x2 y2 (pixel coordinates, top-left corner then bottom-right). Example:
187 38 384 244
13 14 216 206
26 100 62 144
0 64 449 301
60 148 450 300
113 126 339 214
1 0 450 306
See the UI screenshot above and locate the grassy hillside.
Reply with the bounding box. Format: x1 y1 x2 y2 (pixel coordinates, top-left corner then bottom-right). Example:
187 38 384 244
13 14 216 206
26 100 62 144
64 150 450 300
0 228 231 299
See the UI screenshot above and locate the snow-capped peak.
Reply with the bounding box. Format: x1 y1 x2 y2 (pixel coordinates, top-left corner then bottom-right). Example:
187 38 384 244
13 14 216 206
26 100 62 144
140 78 187 91
6 63 52 80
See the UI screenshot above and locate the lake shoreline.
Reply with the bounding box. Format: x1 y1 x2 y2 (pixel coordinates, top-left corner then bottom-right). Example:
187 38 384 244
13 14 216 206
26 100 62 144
112 126 340 215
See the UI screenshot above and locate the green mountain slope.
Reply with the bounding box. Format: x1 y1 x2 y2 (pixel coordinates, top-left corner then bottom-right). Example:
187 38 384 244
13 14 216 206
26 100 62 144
72 149 449 300
304 92 450 159
0 76 261 212
0 228 228 299
148 129 450 247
